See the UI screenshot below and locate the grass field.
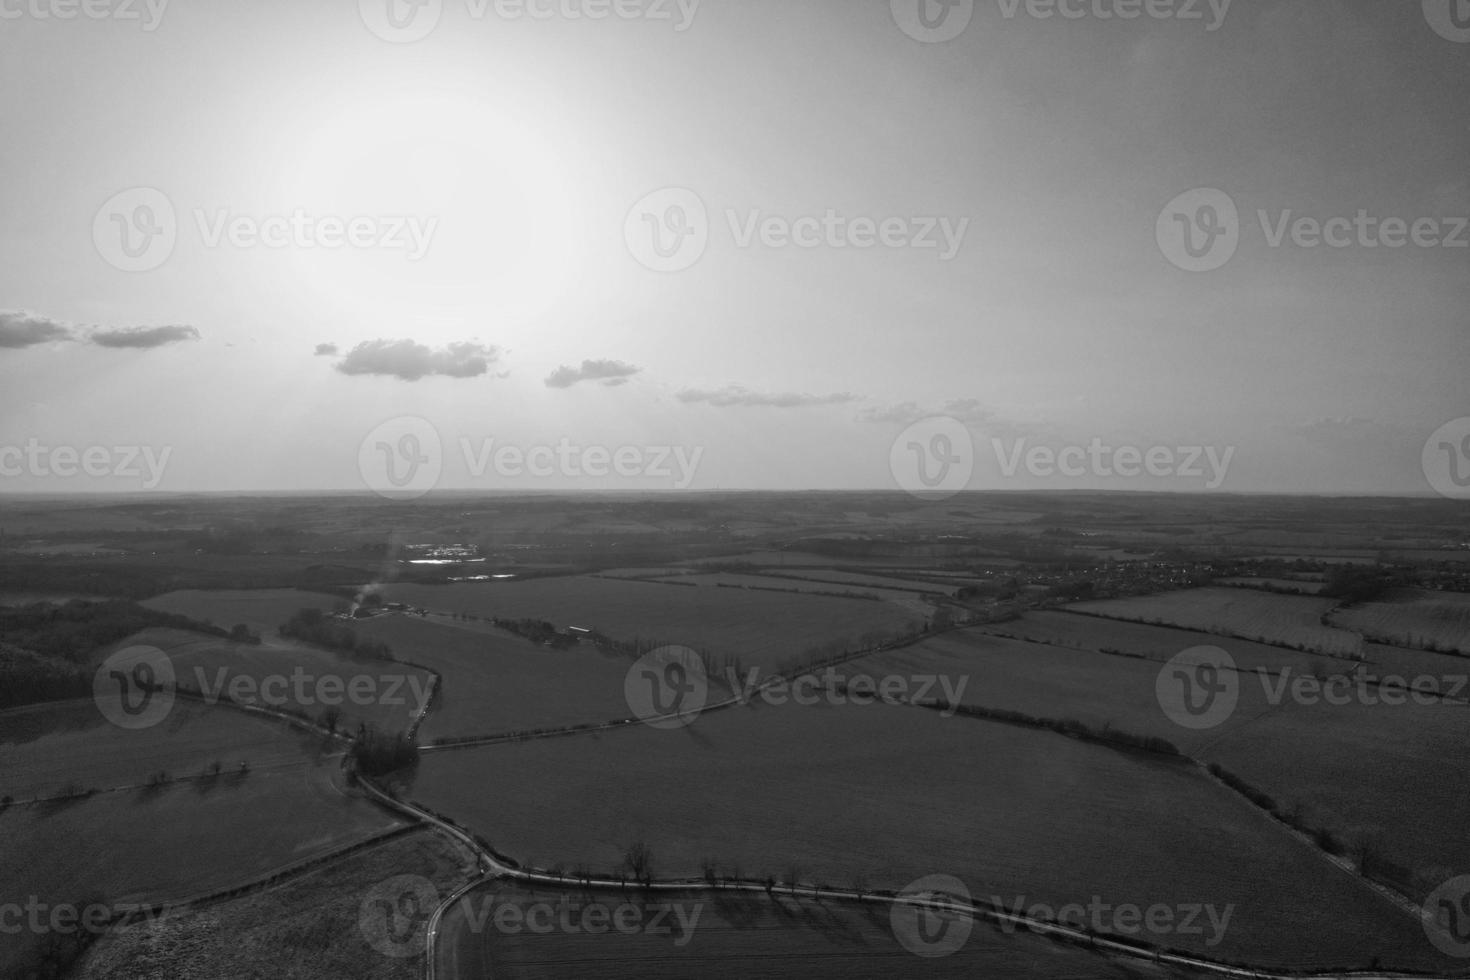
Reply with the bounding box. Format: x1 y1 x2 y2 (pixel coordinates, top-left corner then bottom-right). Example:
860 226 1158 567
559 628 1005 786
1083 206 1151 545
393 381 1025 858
380 577 924 670
1069 588 1362 656
1201 695 1470 901
973 611 1339 675
437 881 1212 980
107 626 432 734
77 829 477 980
0 699 319 800
140 588 345 636
649 572 931 612
349 614 638 741
404 700 1439 970
848 628 1295 757
1329 589 1470 654
859 629 1470 909
0 762 405 977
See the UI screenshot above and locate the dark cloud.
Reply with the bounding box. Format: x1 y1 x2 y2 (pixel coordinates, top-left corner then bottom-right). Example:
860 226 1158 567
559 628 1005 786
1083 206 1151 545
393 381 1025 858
315 343 340 357
0 312 72 348
545 359 642 389
336 339 501 381
89 325 201 349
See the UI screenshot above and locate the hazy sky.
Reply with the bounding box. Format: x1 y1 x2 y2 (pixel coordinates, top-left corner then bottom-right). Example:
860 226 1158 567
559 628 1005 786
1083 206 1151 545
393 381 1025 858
1 0 1466 496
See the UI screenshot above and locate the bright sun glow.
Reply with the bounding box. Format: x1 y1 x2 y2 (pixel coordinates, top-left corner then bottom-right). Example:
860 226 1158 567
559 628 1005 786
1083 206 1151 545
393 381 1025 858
284 88 578 336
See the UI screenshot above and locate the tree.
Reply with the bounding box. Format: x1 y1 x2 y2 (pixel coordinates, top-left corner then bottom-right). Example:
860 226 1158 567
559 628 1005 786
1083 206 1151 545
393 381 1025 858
623 840 654 885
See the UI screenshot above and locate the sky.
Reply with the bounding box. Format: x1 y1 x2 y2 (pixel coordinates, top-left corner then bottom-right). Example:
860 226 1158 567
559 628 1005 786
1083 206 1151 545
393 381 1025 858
0 0 1467 497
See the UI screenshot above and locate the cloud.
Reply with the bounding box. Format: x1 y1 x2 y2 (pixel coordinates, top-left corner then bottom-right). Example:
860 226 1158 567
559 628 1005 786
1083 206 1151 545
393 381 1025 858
335 339 501 381
0 311 73 348
677 385 861 409
857 398 997 426
1276 417 1388 445
89 325 201 349
315 343 339 357
545 359 642 389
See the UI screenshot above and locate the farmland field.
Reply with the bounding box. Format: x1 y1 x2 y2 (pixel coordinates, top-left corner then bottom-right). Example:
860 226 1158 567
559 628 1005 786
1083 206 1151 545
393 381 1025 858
847 628 1295 756
755 569 966 595
380 577 924 669
972 610 1339 675
0 698 318 800
0 762 405 977
404 700 1439 970
77 829 477 980
650 572 930 610
1328 589 1470 654
105 626 432 734
1068 588 1362 656
141 588 345 636
349 614 638 741
1201 695 1470 900
436 881 1211 980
